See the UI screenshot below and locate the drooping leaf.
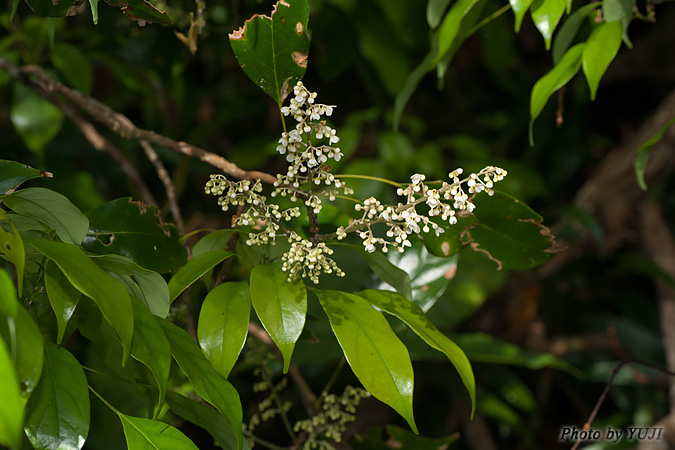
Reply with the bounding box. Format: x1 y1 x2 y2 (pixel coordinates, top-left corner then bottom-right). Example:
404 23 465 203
92 254 170 318
118 414 198 450
44 261 80 344
83 198 187 274
582 21 623 101
0 328 25 450
88 0 98 23
3 187 89 245
530 0 567 50
198 281 251 378
393 51 436 132
168 250 234 302
129 296 171 419
249 263 307 373
552 3 599 64
427 0 452 29
165 392 251 450
51 44 94 94
603 0 634 47
157 318 243 450
529 43 585 145
229 0 310 106
316 289 418 434
358 289 475 417
0 210 25 294
108 0 173 24
28 239 134 363
634 117 675 191
24 342 90 450
10 84 64 157
433 0 482 65
0 160 51 194
509 0 536 32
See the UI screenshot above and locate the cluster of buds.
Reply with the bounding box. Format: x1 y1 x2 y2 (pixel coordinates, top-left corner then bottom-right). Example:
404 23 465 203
281 233 345 284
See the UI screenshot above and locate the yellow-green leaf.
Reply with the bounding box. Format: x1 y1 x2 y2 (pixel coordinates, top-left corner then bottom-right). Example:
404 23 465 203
582 21 623 101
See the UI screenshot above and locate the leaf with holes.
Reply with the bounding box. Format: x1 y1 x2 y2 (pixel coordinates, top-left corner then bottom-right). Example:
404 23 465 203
0 160 51 194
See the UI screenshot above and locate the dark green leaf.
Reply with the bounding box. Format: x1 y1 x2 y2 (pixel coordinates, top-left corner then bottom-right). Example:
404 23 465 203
386 424 459 450
250 263 306 373
343 244 413 299
0 160 51 194
44 261 80 344
165 392 251 450
10 84 64 157
4 305 44 398
316 289 417 434
358 289 475 417
51 44 94 94
168 250 234 302
229 0 309 106
23 0 83 17
530 0 567 50
419 214 476 258
509 0 536 31
119 414 198 450
0 210 25 294
0 326 25 450
393 51 435 132
582 21 623 100
192 229 237 257
24 342 90 450
28 239 134 363
110 0 173 24
427 0 452 29
634 117 675 191
157 318 243 450
129 297 171 419
83 198 187 274
552 3 599 64
198 282 251 378
433 0 482 65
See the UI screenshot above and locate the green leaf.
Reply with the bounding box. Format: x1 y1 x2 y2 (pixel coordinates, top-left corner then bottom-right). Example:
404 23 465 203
10 84 64 157
529 43 585 145
582 21 623 101
433 0 482 65
386 424 459 450
2 187 89 245
51 44 94 94
24 342 90 450
112 0 172 24
420 214 476 258
316 289 417 434
530 0 567 50
165 392 251 450
157 318 243 450
118 414 198 450
198 282 251 378
88 0 98 23
249 263 306 373
229 0 309 106
342 244 413 300
0 160 51 194
91 254 170 318
28 239 134 363
552 3 599 64
427 0 452 29
634 117 675 191
23 0 83 17
509 0 536 32
0 268 18 318
358 289 475 418
0 210 25 294
6 305 44 398
0 328 25 450
603 0 634 47
192 229 238 257
44 261 80 344
83 198 187 274
393 51 435 132
168 250 234 302
129 296 171 419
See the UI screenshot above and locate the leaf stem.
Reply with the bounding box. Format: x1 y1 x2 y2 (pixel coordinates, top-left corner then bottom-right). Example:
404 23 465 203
89 385 123 416
244 431 288 450
465 4 511 36
333 174 403 188
313 357 346 411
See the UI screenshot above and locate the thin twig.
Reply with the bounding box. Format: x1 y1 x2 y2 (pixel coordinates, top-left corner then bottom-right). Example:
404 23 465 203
140 140 185 233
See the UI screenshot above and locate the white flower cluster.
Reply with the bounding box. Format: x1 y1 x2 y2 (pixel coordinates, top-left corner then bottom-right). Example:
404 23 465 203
281 233 345 284
334 166 507 254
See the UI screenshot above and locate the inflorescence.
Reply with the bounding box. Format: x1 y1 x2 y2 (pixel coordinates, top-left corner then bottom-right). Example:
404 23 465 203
206 81 507 283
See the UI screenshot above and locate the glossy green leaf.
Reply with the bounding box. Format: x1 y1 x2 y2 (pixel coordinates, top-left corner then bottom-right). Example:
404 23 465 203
168 250 234 302
24 342 90 450
386 424 459 450
427 0 452 29
44 261 80 344
88 0 98 23
603 0 634 47
343 244 413 300
582 21 623 101
634 117 675 190
198 282 251 378
119 414 198 450
157 318 243 450
529 43 585 144
27 239 134 362
92 254 170 318
0 160 51 194
192 229 238 257
509 0 536 32
358 289 475 417
112 0 172 24
6 305 44 398
530 0 566 50
83 198 187 274
420 215 476 259
51 44 94 94
552 3 599 64
166 392 251 450
316 289 417 433
3 187 89 245
433 0 481 65
250 263 306 373
10 84 64 157
0 210 25 294
129 296 171 419
0 331 25 450
229 0 309 106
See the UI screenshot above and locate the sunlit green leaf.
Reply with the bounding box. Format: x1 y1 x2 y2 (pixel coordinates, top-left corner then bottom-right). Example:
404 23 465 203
157 318 243 450
552 3 599 64
24 343 90 450
28 239 134 363
198 281 251 378
250 263 306 374
634 117 675 191
10 84 64 157
168 250 234 302
358 289 475 417
0 328 25 450
316 289 418 434
44 261 80 344
229 0 309 106
530 0 567 50
582 21 623 101
3 187 89 245
433 0 481 65
509 0 536 32
0 160 50 195
0 210 25 294
51 44 94 94
119 414 198 450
